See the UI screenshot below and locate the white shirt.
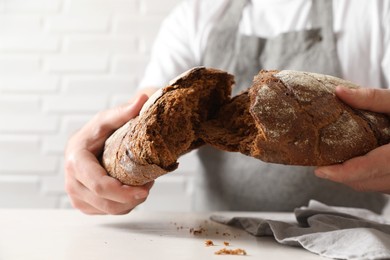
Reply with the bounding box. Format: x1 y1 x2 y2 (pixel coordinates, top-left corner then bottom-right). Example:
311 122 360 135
139 0 390 89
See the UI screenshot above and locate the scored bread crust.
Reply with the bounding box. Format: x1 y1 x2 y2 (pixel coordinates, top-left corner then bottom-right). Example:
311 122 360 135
102 67 234 185
199 70 390 166
249 70 390 165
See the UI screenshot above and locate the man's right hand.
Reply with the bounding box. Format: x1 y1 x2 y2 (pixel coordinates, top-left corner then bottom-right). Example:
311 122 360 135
64 94 154 215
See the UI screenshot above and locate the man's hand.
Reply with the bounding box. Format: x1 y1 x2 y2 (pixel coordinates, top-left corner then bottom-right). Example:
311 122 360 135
64 94 154 214
315 86 390 194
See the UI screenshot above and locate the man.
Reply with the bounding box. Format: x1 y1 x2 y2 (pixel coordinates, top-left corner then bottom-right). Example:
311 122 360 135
64 0 390 215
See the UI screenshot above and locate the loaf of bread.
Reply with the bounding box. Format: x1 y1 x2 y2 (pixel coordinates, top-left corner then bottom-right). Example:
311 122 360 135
102 67 234 185
102 68 390 185
200 70 390 165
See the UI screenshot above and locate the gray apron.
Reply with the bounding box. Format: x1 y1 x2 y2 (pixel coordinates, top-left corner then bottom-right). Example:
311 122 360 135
194 0 386 213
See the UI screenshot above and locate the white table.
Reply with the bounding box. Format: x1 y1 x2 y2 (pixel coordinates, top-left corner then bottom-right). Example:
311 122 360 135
0 210 336 260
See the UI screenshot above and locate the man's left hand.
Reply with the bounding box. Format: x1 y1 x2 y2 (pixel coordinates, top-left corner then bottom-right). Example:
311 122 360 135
315 86 390 194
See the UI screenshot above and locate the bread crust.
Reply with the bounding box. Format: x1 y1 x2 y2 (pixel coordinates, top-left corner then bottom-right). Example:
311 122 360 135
102 119 169 185
103 68 390 185
102 67 234 185
249 70 390 165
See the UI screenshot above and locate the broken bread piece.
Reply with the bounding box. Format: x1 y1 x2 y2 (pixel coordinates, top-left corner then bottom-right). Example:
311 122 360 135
102 67 234 185
103 68 390 185
200 70 390 166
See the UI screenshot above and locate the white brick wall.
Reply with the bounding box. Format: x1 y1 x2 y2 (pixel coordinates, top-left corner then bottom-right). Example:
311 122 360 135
0 0 197 211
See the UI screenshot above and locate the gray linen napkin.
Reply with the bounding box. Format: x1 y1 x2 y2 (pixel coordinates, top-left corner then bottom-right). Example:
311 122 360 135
210 200 390 260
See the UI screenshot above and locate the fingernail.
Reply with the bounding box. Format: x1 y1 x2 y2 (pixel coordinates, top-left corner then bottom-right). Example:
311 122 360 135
125 102 136 111
129 95 141 105
134 191 147 200
315 170 329 179
145 181 154 189
336 86 354 95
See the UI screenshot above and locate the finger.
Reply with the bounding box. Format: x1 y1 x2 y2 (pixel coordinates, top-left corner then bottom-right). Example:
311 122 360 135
72 150 153 203
80 189 146 215
68 176 145 215
315 144 390 183
66 175 105 214
69 197 105 215
346 174 390 193
65 173 105 214
83 94 149 153
335 86 390 114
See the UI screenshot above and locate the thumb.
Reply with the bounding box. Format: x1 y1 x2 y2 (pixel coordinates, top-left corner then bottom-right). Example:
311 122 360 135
107 93 149 129
85 94 149 147
335 86 390 114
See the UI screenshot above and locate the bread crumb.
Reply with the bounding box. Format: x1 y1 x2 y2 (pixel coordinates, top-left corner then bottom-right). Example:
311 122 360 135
190 227 206 235
223 241 230 246
215 248 247 255
205 240 214 246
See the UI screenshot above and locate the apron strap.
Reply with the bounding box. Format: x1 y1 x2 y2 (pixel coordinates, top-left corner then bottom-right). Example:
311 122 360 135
310 0 342 77
203 0 247 72
311 0 334 34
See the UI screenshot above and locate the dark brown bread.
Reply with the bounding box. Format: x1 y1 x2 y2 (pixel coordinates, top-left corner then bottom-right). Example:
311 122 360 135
102 67 234 185
251 70 390 165
103 68 390 185
200 70 390 165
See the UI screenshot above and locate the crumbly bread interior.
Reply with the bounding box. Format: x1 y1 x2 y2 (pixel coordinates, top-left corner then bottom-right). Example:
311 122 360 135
200 69 390 166
104 68 390 185
130 72 233 170
199 91 262 156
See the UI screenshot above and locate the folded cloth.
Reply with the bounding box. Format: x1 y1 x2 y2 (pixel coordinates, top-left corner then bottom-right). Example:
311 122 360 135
210 200 390 260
